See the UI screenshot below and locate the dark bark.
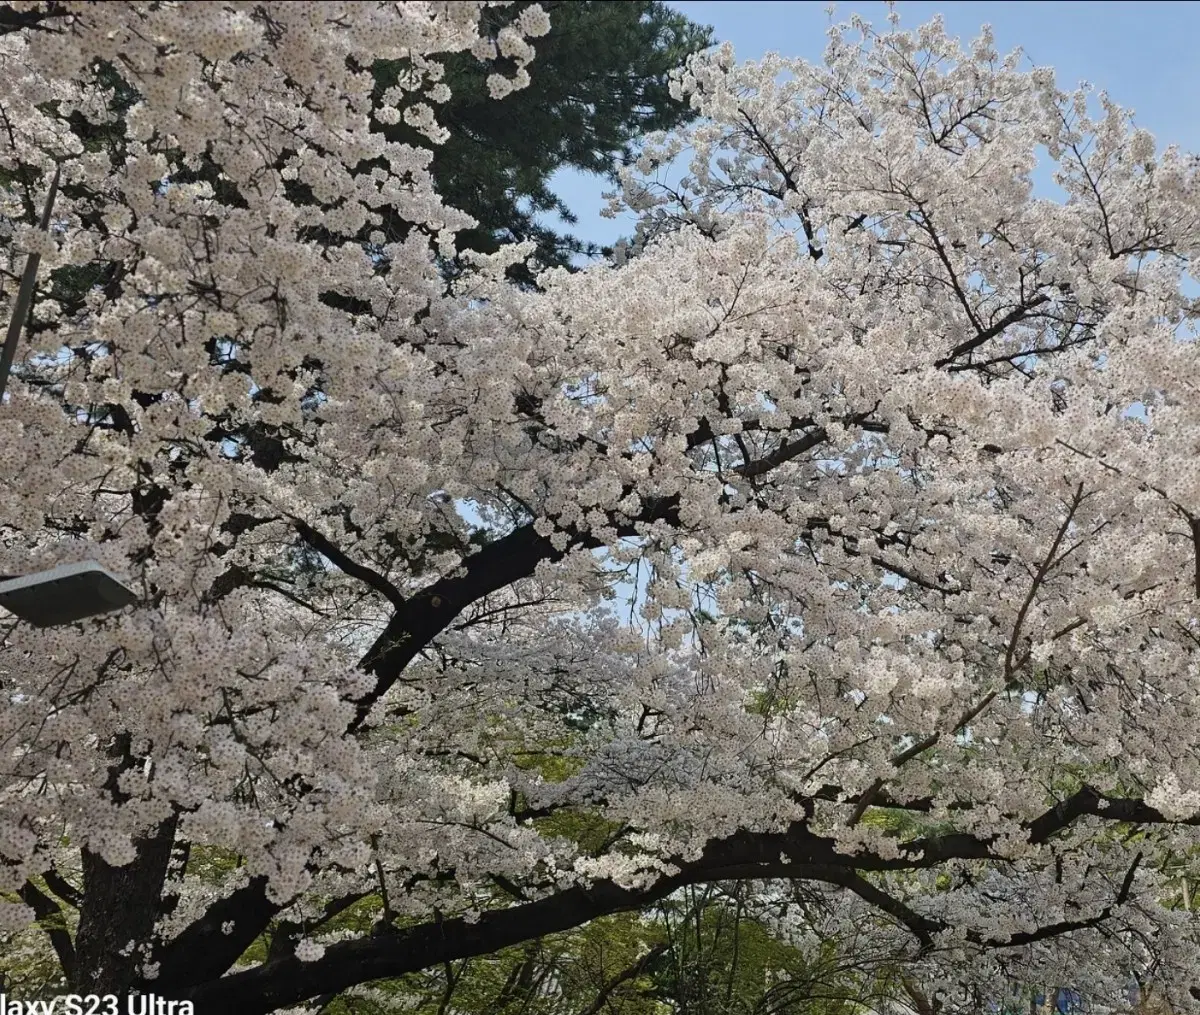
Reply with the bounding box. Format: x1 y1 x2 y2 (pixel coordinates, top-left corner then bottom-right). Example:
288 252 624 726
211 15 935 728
0 4 68 37
18 880 75 979
46 353 1168 1007
350 523 570 729
577 942 668 1015
934 295 1051 367
153 875 279 990
73 813 178 995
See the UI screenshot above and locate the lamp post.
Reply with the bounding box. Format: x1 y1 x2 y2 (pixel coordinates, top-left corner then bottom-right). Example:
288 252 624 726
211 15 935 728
0 165 138 625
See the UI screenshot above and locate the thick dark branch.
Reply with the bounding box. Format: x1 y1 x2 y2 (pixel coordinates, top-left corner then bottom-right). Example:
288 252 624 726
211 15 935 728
350 485 689 729
1027 787 1200 844
178 868 691 1013
815 781 1200 844
0 4 68 35
808 867 941 948
291 517 405 608
155 875 279 990
1188 514 1200 600
43 865 83 909
350 523 567 730
169 776 1179 1015
174 802 1155 1015
268 890 373 962
984 853 1141 948
736 428 827 478
179 821 912 1013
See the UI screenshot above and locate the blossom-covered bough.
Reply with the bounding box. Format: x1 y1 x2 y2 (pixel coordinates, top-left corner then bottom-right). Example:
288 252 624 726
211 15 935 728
1 2 1199 1012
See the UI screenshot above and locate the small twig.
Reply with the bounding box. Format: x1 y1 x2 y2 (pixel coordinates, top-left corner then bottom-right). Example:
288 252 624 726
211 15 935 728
849 484 1087 826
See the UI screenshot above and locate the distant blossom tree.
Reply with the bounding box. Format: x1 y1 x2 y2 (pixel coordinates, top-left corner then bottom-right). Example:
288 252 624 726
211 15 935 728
1 3 1200 1014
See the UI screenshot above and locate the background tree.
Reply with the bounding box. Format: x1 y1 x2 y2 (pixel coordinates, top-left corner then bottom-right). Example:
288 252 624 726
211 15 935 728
375 1 712 276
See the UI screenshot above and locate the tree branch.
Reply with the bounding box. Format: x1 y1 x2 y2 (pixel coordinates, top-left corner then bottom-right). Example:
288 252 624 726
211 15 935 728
934 294 1051 368
576 942 668 1015
173 794 1162 1014
848 483 1087 825
349 523 569 730
155 875 279 990
1188 514 1200 600
291 517 406 609
805 867 941 949
983 852 1141 948
736 428 827 478
43 865 83 909
0 4 68 35
348 401 863 730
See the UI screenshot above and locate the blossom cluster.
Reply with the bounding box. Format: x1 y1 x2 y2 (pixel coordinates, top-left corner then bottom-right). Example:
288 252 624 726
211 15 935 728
1 4 1199 1009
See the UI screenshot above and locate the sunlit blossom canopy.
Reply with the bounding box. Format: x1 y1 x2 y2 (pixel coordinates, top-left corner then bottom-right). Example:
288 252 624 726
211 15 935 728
0 2 1199 1012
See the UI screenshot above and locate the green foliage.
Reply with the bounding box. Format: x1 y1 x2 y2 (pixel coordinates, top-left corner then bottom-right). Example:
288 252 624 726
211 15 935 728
0 878 73 999
745 684 802 719
512 739 586 783
535 808 626 855
0 926 69 1000
860 806 958 843
648 888 897 1015
184 843 244 879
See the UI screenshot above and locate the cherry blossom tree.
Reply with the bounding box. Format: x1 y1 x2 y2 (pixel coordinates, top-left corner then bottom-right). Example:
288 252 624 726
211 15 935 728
2 3 1200 1013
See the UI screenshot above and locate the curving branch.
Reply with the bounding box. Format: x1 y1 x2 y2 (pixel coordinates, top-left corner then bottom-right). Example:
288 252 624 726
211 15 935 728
42 865 83 909
349 523 570 730
848 482 1089 826
173 789 1166 1015
348 407 854 729
154 875 278 990
806 867 942 949
736 428 828 478
290 516 406 609
576 942 669 1015
0 4 69 35
984 852 1142 949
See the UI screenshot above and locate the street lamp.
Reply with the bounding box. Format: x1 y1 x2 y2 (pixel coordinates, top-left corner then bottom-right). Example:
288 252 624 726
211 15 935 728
1 166 139 626
0 562 138 627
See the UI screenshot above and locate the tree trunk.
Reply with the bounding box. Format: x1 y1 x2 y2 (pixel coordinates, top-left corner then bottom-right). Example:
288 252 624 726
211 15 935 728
72 813 177 995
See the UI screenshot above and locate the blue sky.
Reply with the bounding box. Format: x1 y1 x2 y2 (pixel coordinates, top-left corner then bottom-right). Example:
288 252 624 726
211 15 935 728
548 0 1200 253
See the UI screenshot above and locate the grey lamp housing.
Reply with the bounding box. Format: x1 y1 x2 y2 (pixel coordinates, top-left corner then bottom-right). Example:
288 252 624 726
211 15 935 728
0 561 138 627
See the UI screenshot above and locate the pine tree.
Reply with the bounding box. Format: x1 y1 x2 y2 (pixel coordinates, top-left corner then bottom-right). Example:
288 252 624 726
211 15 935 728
374 1 712 275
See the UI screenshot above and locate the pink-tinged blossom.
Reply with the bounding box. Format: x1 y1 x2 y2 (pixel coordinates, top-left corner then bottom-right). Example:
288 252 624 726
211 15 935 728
1 4 1199 1012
